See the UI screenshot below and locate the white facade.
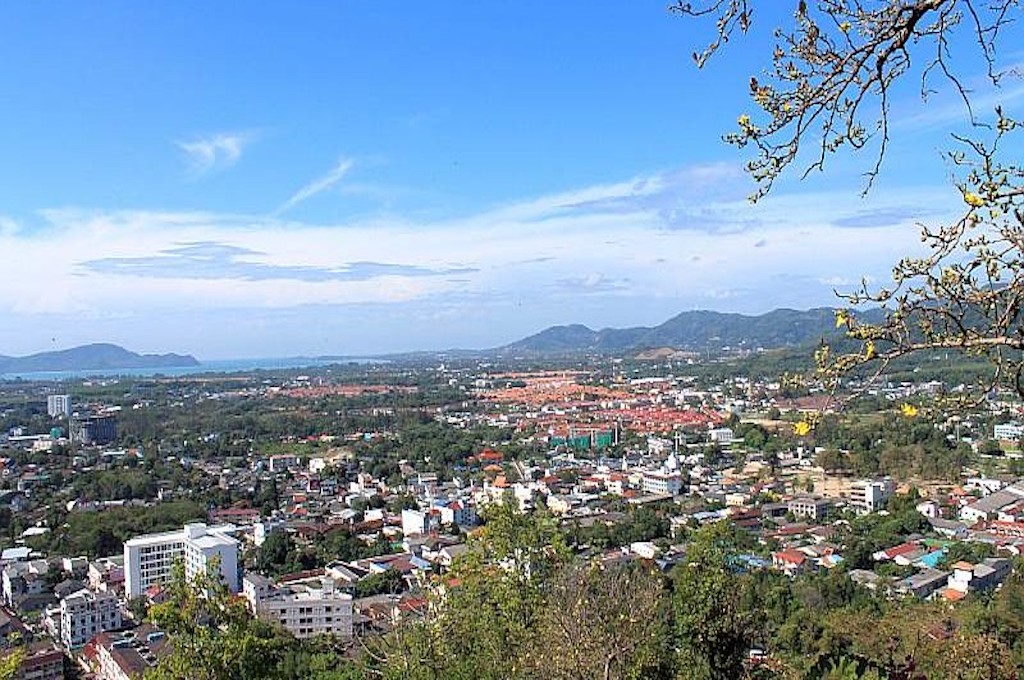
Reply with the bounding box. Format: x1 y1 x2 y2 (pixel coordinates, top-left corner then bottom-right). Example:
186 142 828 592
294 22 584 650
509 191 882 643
708 427 734 445
124 523 240 598
401 509 432 537
853 479 894 514
46 395 72 419
641 471 683 496
994 422 1024 441
60 588 123 649
243 574 353 640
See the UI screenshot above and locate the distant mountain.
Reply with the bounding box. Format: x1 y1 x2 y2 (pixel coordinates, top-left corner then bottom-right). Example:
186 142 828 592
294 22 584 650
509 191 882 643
0 343 200 373
502 307 884 355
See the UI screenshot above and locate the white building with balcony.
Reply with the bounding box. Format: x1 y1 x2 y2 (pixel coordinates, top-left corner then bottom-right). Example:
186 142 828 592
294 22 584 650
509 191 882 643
243 573 353 640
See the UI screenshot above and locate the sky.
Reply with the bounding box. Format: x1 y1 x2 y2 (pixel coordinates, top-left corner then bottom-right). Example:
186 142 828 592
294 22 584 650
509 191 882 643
0 2 1021 359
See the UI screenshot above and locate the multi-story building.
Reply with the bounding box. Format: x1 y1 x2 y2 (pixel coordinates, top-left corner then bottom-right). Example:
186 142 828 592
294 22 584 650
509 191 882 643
852 478 894 514
707 427 734 445
59 588 123 649
243 573 353 640
124 523 240 598
17 643 65 680
89 626 169 680
46 395 71 419
994 422 1024 441
74 415 117 446
787 496 831 521
641 471 684 496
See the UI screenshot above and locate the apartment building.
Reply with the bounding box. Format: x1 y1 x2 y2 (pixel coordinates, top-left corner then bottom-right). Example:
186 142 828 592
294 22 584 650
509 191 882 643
852 479 894 514
46 395 71 419
787 496 831 521
243 573 353 639
124 523 240 598
59 588 123 649
641 470 684 496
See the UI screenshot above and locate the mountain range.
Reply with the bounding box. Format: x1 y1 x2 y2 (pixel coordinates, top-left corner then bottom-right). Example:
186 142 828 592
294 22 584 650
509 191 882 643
0 343 200 373
501 307 883 355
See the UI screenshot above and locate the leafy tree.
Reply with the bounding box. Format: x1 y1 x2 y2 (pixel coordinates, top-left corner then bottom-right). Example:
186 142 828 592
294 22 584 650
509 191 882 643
671 522 755 680
530 562 671 680
679 0 1024 400
0 648 23 680
147 559 293 680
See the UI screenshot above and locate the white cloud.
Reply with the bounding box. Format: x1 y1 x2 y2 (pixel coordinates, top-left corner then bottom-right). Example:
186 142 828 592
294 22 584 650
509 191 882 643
0 163 965 355
274 157 355 216
177 132 252 175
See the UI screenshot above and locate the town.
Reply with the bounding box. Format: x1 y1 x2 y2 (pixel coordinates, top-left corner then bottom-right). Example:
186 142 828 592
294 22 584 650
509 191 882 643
0 348 1022 678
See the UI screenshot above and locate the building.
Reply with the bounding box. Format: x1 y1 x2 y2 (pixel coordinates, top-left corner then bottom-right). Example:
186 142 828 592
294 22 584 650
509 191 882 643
787 496 831 521
852 478 894 514
124 523 240 598
74 415 117 446
708 427 734 445
994 422 1024 441
960 482 1024 523
641 471 684 496
59 588 123 649
88 626 169 680
243 573 353 640
17 643 65 680
46 395 71 419
400 509 435 537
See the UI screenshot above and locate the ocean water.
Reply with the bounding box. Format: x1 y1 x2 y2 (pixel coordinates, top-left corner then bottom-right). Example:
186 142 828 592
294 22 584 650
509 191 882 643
0 357 381 381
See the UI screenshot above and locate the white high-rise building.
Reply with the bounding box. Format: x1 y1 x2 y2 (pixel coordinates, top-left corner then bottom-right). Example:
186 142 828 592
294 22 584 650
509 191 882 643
124 523 240 598
47 395 72 419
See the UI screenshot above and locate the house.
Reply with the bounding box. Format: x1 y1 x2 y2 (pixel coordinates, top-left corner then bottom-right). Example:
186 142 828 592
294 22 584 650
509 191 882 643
960 482 1024 523
771 549 809 576
928 517 969 539
947 558 1012 593
872 541 922 562
897 569 950 599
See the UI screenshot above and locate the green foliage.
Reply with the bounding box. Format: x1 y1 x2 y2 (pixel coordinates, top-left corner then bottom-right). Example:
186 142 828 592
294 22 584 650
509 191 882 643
148 561 286 680
354 568 403 598
46 500 206 558
671 523 755 680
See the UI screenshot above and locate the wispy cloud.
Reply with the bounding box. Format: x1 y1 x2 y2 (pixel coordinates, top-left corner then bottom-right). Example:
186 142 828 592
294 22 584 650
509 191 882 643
177 132 252 176
274 157 355 216
81 241 476 282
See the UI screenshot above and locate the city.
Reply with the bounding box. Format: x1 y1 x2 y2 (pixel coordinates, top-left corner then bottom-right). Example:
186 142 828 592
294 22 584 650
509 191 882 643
0 341 1022 677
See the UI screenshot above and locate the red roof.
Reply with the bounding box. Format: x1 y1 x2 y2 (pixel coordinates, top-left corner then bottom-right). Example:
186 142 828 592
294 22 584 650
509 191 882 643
882 541 921 559
773 549 807 565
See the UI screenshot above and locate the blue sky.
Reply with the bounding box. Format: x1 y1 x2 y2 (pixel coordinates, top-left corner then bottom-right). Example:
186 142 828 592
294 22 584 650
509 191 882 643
0 2 1020 358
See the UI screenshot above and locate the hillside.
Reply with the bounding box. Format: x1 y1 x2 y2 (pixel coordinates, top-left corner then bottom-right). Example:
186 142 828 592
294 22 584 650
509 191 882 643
502 307 884 355
0 343 200 373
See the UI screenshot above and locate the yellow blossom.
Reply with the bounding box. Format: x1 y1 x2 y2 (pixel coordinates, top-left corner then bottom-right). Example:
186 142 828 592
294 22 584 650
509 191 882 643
963 191 986 208
900 403 919 418
835 309 850 328
738 114 751 127
839 21 852 32
864 340 876 359
793 421 812 436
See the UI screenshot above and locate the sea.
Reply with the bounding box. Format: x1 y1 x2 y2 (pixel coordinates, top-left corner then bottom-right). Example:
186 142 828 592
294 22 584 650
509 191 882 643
0 356 382 382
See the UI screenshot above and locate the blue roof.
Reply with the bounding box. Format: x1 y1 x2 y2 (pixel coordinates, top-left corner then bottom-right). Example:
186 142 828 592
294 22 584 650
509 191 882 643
914 549 946 569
